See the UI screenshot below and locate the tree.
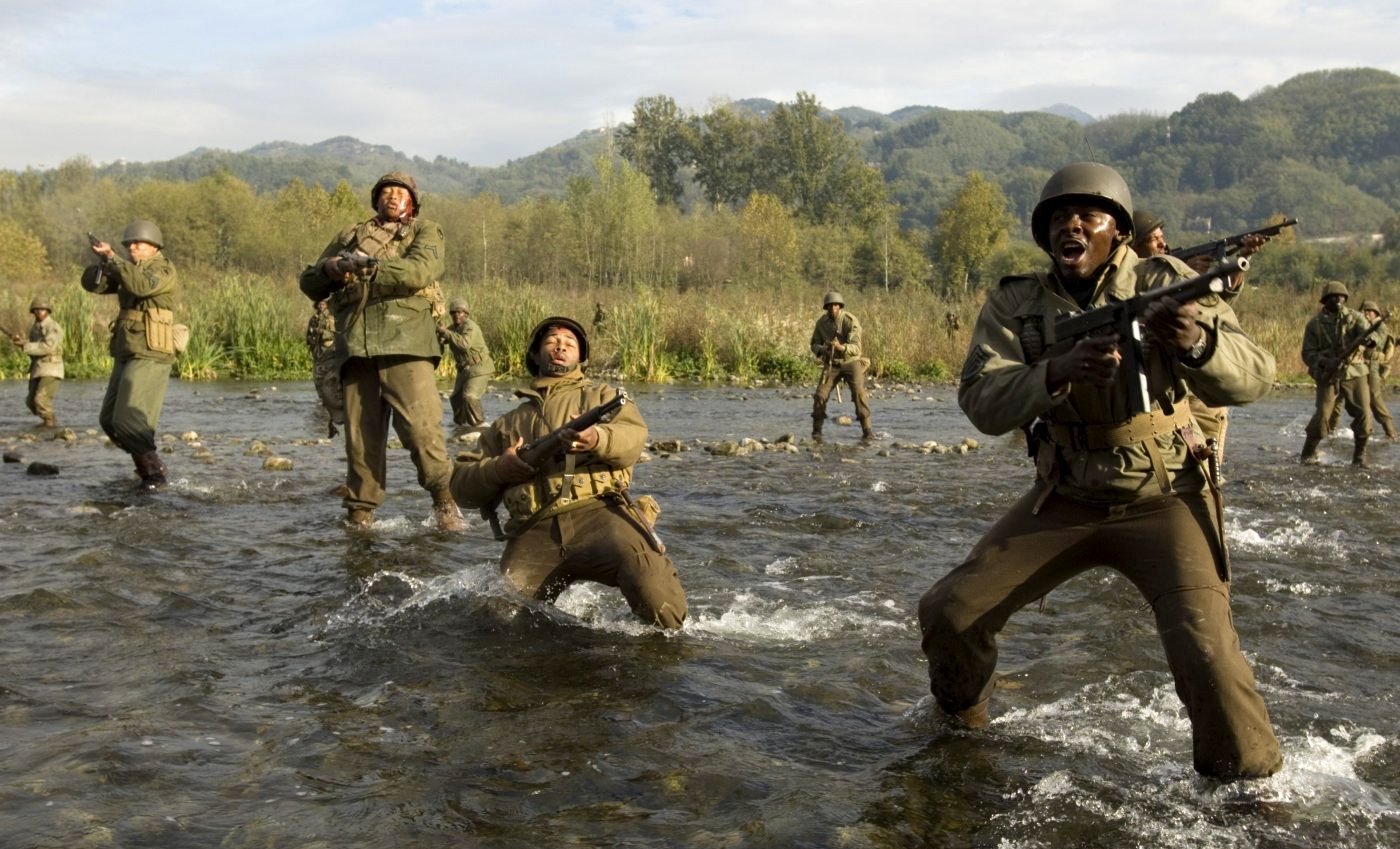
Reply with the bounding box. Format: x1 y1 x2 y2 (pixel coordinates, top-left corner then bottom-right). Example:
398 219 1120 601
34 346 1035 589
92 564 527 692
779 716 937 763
929 172 1014 294
0 218 52 282
757 92 887 226
616 95 693 207
738 192 797 283
689 101 762 208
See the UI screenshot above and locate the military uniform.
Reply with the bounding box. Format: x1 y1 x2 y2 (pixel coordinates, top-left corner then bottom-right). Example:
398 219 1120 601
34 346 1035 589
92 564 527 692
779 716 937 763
450 320 686 629
299 171 459 528
810 295 874 439
918 164 1281 781
83 221 179 487
1300 285 1372 464
440 308 495 427
305 305 346 431
1358 302 1395 440
19 302 64 426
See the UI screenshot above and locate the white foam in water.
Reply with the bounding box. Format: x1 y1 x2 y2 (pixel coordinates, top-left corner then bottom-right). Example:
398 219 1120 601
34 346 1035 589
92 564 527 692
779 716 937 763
943 675 1398 845
685 590 904 642
871 480 888 492
1227 515 1350 559
764 557 800 576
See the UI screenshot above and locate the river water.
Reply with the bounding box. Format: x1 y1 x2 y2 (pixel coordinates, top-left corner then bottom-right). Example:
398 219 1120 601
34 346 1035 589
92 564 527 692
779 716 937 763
1 378 1396 848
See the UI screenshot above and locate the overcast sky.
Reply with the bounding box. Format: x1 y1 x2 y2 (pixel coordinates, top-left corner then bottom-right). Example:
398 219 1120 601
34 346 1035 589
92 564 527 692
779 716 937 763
3 0 1398 171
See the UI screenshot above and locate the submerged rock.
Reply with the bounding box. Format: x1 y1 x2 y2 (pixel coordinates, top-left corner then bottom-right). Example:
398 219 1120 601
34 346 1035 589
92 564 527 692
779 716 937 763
27 461 60 476
262 456 294 471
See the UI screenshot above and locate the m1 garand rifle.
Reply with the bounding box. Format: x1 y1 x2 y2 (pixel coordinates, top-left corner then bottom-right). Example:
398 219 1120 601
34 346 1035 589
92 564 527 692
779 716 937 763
480 391 632 540
823 342 843 404
1169 219 1298 264
1052 257 1248 416
1320 310 1390 386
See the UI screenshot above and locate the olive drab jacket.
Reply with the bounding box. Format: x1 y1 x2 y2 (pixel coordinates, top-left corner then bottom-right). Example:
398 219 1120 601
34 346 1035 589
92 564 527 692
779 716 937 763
83 254 179 364
810 311 863 362
959 243 1275 503
1302 306 1370 383
1364 323 1394 378
299 216 447 363
441 317 496 379
451 371 645 537
306 310 336 359
24 315 65 379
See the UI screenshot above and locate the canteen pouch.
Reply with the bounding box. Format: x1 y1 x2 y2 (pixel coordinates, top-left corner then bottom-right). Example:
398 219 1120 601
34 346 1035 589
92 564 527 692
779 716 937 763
173 323 190 354
145 307 176 355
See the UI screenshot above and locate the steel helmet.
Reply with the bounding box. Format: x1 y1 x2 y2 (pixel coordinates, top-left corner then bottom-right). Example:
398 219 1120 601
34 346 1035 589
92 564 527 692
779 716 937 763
371 171 421 214
29 295 52 313
121 219 164 248
1320 281 1350 302
448 299 469 314
1031 162 1134 252
822 291 845 308
1131 209 1165 246
526 316 589 375
1360 299 1381 314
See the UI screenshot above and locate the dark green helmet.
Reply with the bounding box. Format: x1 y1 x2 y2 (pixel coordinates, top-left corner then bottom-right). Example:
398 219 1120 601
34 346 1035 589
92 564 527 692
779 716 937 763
1361 299 1381 314
29 295 52 312
121 219 163 248
526 316 589 375
448 299 469 314
822 291 845 308
371 171 421 214
1131 210 1165 248
1320 280 1350 302
1031 162 1134 252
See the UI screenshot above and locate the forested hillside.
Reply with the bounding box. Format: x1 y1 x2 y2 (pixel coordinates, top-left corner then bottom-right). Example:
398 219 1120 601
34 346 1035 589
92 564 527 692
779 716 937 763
33 67 1396 240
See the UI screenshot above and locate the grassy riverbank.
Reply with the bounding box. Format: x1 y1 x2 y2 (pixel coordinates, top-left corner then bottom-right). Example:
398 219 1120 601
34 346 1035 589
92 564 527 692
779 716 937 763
2 270 1395 385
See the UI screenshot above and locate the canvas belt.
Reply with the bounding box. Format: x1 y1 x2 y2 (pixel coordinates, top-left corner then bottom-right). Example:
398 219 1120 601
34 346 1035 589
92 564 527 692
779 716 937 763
117 309 145 321
1045 404 1195 452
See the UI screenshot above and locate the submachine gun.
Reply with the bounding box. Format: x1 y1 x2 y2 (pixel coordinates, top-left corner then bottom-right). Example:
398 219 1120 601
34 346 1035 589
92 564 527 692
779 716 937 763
480 391 632 540
1320 310 1390 386
1052 257 1248 416
1169 219 1298 264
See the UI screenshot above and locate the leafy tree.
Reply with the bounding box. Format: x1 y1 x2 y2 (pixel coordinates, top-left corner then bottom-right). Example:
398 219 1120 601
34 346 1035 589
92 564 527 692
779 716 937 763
689 102 762 208
738 192 797 284
757 92 887 225
616 95 694 207
0 218 52 282
929 172 1014 294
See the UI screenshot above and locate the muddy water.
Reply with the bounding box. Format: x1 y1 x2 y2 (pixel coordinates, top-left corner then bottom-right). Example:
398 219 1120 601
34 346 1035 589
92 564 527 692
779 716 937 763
1 379 1396 848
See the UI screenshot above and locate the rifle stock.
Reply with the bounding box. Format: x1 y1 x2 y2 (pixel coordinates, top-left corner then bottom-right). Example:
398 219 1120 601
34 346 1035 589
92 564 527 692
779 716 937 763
1170 218 1298 263
1052 257 1247 416
480 391 632 539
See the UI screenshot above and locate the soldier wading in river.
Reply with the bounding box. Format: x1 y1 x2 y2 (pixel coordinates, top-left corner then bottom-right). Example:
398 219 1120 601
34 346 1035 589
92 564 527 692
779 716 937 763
809 291 875 441
299 171 465 531
918 163 1283 780
12 295 64 428
85 220 181 490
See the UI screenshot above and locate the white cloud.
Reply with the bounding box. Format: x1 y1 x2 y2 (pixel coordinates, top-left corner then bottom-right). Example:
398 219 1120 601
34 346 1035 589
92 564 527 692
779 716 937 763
2 0 1398 169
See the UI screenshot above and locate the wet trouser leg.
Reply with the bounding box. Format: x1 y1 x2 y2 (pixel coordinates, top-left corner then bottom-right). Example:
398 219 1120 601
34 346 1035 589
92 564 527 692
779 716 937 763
1367 371 1396 438
919 487 1281 779
27 376 59 422
313 353 345 425
341 356 451 511
812 367 839 432
99 357 171 456
501 502 687 629
451 372 489 426
842 359 874 432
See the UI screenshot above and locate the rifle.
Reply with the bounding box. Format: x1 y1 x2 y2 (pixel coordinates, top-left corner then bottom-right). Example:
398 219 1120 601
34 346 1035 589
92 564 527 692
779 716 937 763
823 343 843 404
480 391 632 540
1319 311 1390 386
86 231 103 249
335 250 379 275
1052 257 1248 416
1169 218 1298 264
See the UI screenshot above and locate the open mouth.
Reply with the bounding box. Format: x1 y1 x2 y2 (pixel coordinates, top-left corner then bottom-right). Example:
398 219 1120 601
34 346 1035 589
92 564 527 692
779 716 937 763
1057 241 1087 263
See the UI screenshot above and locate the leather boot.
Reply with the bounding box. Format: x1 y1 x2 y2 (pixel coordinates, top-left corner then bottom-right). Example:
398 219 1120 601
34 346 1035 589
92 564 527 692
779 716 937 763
432 495 467 532
346 508 375 528
1352 436 1369 468
859 417 876 441
947 699 990 729
1299 434 1322 465
811 416 824 441
134 451 168 490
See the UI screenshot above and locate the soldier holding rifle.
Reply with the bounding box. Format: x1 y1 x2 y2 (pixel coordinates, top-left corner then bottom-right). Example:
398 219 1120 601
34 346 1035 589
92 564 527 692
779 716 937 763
299 171 463 531
809 291 875 441
1300 281 1377 466
450 317 687 629
10 295 64 428
918 163 1282 780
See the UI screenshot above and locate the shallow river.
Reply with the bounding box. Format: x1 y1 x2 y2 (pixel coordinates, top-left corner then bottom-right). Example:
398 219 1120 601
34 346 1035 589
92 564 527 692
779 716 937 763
1 378 1396 848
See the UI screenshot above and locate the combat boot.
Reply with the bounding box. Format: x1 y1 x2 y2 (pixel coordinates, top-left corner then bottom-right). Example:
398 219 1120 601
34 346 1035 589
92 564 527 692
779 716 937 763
860 417 876 441
946 699 990 729
1352 436 1369 468
346 508 375 528
41 416 57 428
432 497 467 532
133 451 168 490
1299 435 1322 465
811 416 824 442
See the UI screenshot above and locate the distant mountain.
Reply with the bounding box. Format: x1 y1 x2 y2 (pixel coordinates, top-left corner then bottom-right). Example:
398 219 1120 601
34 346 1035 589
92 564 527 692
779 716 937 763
67 68 1400 237
1040 103 1097 125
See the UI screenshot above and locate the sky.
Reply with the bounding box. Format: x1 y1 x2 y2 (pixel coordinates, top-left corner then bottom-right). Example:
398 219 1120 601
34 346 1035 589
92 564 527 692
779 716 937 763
3 0 1399 171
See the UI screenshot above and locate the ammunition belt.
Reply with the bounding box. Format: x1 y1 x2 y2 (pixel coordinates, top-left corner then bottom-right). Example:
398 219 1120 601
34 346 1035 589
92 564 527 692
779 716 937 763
1045 404 1195 451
